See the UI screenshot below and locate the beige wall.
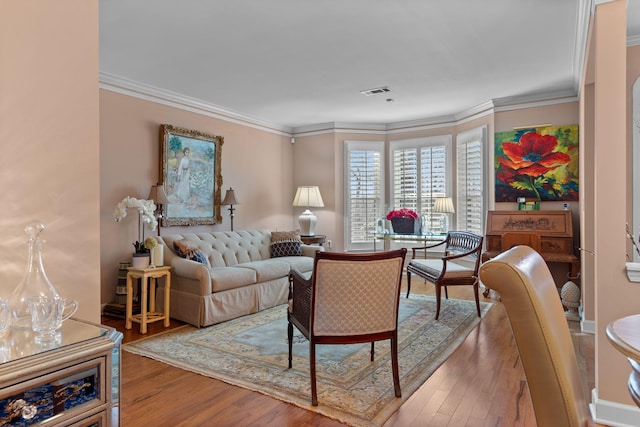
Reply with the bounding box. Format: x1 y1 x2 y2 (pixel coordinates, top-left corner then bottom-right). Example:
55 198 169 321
590 0 637 410
99 91 294 302
1 1 101 322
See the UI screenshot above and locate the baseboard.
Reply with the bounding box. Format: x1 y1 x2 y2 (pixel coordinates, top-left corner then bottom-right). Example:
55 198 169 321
582 318 596 334
591 388 640 427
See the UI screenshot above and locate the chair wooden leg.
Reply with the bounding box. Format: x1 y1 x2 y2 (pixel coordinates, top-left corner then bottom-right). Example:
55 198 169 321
310 342 318 406
435 284 442 320
444 285 449 299
406 270 412 298
370 342 375 361
391 335 401 398
473 281 481 317
287 321 293 369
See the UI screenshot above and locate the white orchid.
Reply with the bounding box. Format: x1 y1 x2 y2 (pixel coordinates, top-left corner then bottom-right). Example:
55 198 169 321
113 196 158 231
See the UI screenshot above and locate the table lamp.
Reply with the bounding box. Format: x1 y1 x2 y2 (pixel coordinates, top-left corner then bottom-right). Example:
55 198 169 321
433 197 455 233
148 184 169 235
292 186 324 236
222 187 239 231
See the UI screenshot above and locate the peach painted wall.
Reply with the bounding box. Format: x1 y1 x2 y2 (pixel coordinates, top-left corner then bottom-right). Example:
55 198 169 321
291 133 340 249
99 91 293 303
1 1 101 322
590 0 637 409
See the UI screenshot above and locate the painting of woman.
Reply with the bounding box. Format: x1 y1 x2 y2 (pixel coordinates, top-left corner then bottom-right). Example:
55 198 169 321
174 147 191 203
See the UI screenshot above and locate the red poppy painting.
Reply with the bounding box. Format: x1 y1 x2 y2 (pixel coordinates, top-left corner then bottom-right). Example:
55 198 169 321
494 125 579 202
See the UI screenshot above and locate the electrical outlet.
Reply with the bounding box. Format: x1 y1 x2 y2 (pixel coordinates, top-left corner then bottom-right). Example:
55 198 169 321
326 240 332 248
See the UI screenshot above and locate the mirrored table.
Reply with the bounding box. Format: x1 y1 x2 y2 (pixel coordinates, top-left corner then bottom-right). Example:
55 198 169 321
0 319 123 426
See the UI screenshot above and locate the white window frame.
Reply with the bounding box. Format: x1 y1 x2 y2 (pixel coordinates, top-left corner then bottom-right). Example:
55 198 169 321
389 135 453 233
456 126 487 235
344 140 385 252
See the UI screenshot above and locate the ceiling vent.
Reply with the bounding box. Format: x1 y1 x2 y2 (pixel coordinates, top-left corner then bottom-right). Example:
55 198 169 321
360 86 391 96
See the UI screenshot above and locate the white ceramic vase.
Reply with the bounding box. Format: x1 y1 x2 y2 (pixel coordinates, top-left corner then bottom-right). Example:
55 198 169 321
131 253 150 269
151 245 164 267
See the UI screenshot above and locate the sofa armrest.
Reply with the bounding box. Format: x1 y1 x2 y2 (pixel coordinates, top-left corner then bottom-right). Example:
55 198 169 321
301 244 324 257
164 244 211 296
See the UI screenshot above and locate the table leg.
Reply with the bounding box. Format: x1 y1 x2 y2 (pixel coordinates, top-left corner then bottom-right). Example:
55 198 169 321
163 273 171 327
140 274 148 334
125 274 133 330
149 277 156 313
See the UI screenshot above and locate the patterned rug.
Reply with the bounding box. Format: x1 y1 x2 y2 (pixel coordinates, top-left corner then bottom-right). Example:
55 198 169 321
123 295 492 427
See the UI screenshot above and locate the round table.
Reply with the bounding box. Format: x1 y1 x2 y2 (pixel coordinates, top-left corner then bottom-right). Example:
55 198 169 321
606 314 640 407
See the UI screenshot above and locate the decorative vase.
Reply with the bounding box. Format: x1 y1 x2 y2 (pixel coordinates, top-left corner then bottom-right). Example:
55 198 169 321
391 217 416 235
151 244 164 267
10 222 79 329
132 253 150 269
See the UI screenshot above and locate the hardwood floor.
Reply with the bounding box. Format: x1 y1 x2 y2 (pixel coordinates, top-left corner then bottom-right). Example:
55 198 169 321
103 280 602 427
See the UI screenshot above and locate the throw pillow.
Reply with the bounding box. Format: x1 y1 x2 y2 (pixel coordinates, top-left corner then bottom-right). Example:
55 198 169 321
271 241 302 257
173 239 208 265
271 230 302 243
270 230 303 257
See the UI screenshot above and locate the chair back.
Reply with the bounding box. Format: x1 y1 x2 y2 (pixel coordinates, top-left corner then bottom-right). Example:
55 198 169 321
479 245 591 427
311 249 406 337
446 231 483 270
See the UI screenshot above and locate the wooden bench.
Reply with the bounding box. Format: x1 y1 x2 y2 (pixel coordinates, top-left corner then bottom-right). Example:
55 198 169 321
406 231 483 320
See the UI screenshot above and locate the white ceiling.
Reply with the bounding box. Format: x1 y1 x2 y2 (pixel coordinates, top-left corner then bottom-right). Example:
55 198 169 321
99 0 640 132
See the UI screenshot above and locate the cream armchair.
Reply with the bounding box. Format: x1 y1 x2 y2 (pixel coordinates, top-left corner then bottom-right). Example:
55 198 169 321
287 249 407 406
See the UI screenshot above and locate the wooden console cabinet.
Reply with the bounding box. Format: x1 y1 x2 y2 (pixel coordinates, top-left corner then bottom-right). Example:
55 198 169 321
482 210 580 277
0 319 122 426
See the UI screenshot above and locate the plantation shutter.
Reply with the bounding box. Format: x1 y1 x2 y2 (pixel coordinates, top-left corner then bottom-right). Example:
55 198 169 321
456 127 486 235
390 136 451 234
345 141 384 250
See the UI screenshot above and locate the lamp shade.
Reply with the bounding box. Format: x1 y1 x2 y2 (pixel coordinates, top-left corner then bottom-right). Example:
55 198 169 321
292 186 324 208
433 197 455 214
148 184 169 205
222 188 239 205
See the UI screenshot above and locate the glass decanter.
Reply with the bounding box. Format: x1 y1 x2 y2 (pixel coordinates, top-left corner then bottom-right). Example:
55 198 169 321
10 222 61 329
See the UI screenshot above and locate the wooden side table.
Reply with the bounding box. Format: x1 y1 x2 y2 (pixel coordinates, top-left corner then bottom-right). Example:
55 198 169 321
125 266 171 334
301 234 326 246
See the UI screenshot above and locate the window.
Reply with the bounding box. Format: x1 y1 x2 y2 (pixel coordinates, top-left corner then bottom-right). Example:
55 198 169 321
456 126 486 235
389 136 452 233
344 141 385 251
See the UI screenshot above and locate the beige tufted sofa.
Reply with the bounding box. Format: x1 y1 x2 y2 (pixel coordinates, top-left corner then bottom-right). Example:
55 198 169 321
156 230 318 327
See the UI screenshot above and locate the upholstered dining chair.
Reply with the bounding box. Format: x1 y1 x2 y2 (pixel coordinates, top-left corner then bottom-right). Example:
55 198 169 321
479 245 592 427
287 249 407 406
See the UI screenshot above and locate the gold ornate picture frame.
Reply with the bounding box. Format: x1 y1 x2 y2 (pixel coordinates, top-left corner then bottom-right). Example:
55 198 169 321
159 124 223 226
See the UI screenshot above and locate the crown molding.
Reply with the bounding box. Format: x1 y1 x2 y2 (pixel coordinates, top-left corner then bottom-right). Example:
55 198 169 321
99 72 293 137
573 0 593 93
101 72 578 139
493 90 579 112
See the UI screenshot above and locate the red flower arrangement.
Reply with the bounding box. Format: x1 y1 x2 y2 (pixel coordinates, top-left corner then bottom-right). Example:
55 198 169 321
386 208 418 220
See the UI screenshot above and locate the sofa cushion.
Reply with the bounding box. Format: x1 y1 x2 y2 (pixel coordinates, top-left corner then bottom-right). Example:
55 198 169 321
210 267 258 292
235 259 291 282
174 239 210 266
271 241 302 257
281 255 315 273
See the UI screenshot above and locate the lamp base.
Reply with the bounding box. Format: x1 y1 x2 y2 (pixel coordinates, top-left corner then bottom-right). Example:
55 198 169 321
298 209 317 236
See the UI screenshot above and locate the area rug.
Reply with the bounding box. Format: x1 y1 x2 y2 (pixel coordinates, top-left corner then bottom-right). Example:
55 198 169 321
123 295 492 426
